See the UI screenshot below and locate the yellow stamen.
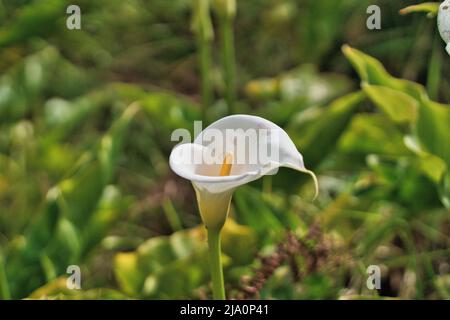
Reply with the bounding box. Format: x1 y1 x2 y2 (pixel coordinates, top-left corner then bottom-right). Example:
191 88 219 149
219 153 233 176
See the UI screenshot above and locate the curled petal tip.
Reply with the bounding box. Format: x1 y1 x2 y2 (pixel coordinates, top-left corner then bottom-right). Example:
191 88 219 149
306 169 319 200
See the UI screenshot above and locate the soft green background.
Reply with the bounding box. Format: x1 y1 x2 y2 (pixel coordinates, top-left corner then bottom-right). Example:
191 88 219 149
0 0 449 299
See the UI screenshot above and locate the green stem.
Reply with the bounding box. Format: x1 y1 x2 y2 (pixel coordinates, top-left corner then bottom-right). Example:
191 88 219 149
0 1 4 21
207 228 225 300
162 198 183 232
219 15 236 114
198 35 213 120
426 31 441 101
0 254 11 300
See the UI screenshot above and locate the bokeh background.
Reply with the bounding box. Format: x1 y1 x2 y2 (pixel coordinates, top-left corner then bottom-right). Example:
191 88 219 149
0 0 449 299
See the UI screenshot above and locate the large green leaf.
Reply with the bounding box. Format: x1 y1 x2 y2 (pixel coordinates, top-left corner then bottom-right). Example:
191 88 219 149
415 99 450 168
362 84 418 125
415 99 450 207
343 45 450 207
342 45 426 100
338 113 410 156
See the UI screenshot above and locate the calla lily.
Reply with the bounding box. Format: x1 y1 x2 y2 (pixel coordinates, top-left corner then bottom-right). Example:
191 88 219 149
170 114 318 228
438 0 450 55
169 114 318 299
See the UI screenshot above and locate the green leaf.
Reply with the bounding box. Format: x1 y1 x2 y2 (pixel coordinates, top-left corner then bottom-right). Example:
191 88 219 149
0 0 66 48
140 91 200 144
362 84 418 125
4 190 61 298
343 45 450 208
80 186 128 258
404 135 448 184
114 252 145 296
0 47 59 122
415 99 450 168
60 103 140 227
0 46 94 124
114 220 257 298
399 3 440 18
288 91 364 168
28 277 131 299
234 186 284 241
339 114 410 156
221 219 258 265
141 249 210 298
43 87 117 141
415 99 450 207
342 45 425 100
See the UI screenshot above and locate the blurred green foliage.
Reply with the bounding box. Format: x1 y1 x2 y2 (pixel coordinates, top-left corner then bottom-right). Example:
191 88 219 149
0 0 449 300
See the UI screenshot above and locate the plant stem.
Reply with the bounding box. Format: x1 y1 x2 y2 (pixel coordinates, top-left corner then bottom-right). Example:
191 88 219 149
198 35 213 120
162 198 183 232
219 15 236 114
207 228 225 300
0 1 4 21
427 30 442 101
0 254 11 300
192 0 214 121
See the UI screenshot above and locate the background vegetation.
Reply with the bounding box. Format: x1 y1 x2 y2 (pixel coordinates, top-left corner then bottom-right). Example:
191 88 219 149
0 0 449 299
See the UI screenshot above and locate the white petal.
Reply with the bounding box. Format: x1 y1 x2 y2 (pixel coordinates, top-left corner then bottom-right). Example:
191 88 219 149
169 114 318 196
169 142 270 193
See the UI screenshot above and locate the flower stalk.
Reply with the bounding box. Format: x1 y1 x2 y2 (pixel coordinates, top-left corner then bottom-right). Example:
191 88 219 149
0 253 11 300
207 227 226 299
206 153 233 299
214 0 237 114
192 0 214 120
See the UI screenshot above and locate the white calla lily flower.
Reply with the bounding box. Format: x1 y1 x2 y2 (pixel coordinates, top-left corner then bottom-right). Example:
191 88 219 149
169 114 318 230
169 114 318 300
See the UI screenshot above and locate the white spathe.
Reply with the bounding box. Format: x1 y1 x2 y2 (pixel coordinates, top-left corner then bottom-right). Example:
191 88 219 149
169 114 318 230
438 0 450 55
